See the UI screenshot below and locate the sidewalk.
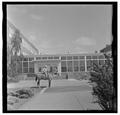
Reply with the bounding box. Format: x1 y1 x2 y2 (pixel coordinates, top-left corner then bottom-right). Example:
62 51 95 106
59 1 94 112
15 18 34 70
7 80 37 89
18 90 101 110
7 79 91 89
15 80 101 110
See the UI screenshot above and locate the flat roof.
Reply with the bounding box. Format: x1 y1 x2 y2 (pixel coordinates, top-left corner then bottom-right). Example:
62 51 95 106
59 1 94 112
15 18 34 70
24 53 103 57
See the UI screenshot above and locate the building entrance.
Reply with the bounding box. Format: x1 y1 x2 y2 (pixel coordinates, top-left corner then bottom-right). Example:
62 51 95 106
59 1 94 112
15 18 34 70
34 60 61 75
49 66 58 74
38 66 58 74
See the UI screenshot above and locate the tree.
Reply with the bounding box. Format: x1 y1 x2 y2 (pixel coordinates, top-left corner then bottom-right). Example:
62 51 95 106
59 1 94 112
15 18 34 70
11 30 22 56
89 54 116 111
7 29 22 78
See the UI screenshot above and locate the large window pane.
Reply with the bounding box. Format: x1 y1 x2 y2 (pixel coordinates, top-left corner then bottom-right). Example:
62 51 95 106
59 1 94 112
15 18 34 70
23 68 28 73
36 57 41 60
39 67 42 72
61 56 66 60
67 61 73 72
61 61 66 66
23 58 28 61
29 68 34 73
48 57 53 59
73 61 79 72
29 62 34 68
29 57 34 61
79 56 85 59
86 56 91 59
67 56 72 60
80 60 85 71
87 60 92 71
61 61 67 72
54 56 59 59
23 62 28 67
42 57 47 59
92 56 97 59
73 56 78 60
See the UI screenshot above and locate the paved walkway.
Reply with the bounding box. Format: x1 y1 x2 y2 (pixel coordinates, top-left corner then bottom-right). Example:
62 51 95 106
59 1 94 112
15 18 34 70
19 91 97 110
7 80 37 89
7 79 91 89
13 79 101 110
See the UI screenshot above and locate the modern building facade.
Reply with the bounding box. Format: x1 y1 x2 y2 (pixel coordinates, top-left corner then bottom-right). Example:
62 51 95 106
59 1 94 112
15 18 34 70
7 21 107 79
18 53 106 79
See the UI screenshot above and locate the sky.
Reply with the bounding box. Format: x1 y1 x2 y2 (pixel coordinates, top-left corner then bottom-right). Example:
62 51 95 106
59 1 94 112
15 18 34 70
7 5 112 54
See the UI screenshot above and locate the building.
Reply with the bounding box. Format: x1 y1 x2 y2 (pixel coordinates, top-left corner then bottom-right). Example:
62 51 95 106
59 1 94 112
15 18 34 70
7 21 106 79
18 53 106 79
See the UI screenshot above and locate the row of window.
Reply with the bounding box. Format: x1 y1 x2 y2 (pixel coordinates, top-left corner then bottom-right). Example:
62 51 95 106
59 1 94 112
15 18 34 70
17 57 34 61
61 59 105 72
16 61 34 73
61 55 104 60
16 59 105 73
22 55 105 61
61 61 85 72
36 56 59 60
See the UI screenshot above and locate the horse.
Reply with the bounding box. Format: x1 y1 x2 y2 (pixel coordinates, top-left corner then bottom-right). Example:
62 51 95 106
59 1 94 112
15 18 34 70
35 72 52 87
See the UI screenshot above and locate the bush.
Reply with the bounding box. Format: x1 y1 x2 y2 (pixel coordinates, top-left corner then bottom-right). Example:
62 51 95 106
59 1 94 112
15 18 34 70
8 89 34 99
89 54 116 111
16 89 33 98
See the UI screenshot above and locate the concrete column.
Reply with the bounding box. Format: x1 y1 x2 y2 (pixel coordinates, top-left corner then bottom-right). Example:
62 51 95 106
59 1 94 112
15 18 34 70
34 62 38 74
58 62 61 76
85 56 87 72
21 60 23 74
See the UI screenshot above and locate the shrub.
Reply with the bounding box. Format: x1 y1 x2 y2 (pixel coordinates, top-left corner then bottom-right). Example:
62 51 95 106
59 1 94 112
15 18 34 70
8 89 34 99
89 54 116 111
